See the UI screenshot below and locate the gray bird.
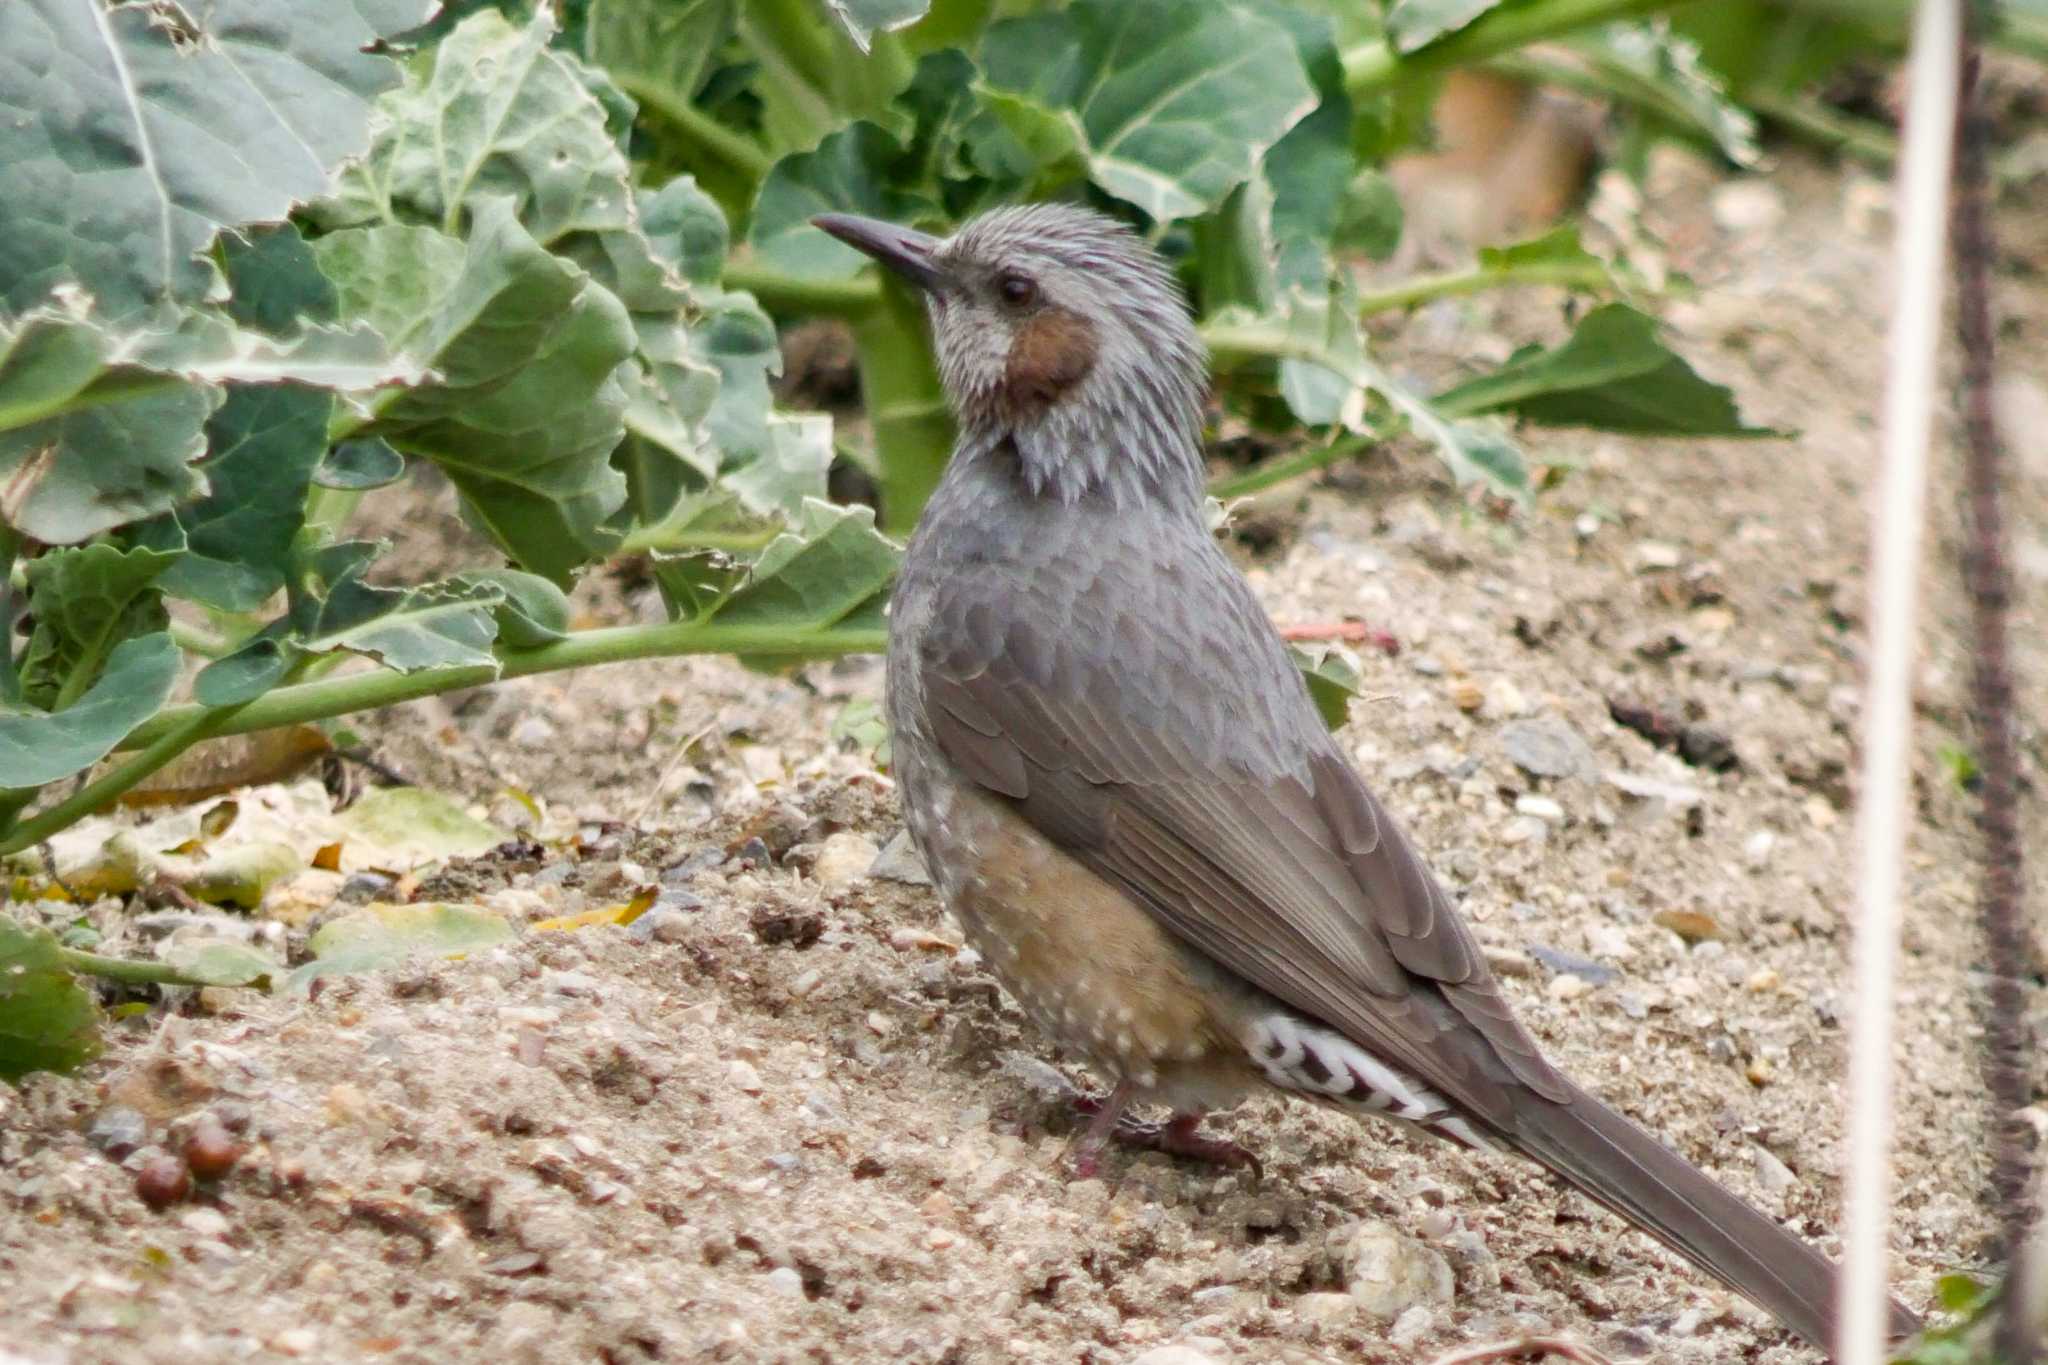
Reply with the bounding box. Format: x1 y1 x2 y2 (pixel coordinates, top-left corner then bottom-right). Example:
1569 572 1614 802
814 202 1920 1355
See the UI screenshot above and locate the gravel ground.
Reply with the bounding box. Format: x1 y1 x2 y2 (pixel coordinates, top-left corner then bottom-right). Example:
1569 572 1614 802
4 151 2044 1365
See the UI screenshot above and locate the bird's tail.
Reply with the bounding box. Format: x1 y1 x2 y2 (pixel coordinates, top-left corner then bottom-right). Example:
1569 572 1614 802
1504 1081 1922 1356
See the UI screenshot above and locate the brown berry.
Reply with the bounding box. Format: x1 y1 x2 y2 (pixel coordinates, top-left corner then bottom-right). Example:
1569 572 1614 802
183 1114 242 1180
136 1153 191 1209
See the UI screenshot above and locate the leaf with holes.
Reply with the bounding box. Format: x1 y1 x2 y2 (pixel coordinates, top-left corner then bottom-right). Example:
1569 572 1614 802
0 0 433 320
979 0 1317 222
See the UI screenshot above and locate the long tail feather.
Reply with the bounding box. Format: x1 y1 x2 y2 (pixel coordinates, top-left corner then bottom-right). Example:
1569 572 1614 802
1505 1082 1922 1355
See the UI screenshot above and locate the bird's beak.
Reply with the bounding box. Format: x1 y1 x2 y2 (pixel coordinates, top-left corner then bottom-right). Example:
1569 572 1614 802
812 213 946 292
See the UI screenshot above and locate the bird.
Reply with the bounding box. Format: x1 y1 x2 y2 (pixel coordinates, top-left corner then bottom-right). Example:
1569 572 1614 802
813 202 1922 1355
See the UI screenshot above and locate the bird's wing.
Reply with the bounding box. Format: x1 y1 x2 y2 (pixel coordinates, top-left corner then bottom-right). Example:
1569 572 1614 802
916 544 1568 1128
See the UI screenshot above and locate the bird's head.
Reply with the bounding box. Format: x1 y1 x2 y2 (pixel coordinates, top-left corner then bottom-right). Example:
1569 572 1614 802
815 203 1208 505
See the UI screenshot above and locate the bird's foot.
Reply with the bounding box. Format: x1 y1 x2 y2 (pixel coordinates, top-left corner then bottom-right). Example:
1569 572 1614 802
1069 1088 1261 1181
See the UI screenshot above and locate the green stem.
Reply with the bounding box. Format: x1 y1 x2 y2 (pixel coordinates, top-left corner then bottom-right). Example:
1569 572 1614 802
1746 90 1898 169
1351 258 1621 316
115 618 887 755
856 278 954 535
1209 434 1377 500
612 74 774 184
55 945 227 989
1342 0 1694 98
0 708 238 858
722 261 881 318
168 618 234 659
0 524 18 706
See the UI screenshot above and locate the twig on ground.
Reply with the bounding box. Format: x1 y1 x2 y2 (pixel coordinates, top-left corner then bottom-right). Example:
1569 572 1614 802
1276 621 1401 654
1424 1336 1615 1365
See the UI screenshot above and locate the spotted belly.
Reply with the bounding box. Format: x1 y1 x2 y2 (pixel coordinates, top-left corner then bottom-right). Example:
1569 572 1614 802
903 777 1243 1097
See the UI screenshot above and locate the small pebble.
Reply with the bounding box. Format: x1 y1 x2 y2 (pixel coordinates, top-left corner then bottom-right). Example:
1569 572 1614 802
1295 1291 1356 1323
764 1266 805 1298
1746 968 1781 993
1449 678 1484 713
1499 716 1597 781
135 1152 191 1209
1514 794 1565 823
87 1106 150 1161
1634 540 1683 571
183 1113 242 1180
810 831 880 889
179 1207 231 1238
868 830 932 886
1548 974 1593 1001
1338 1220 1454 1322
727 1060 764 1094
1497 815 1547 845
509 716 557 749
269 1328 318 1357
1752 1146 1798 1195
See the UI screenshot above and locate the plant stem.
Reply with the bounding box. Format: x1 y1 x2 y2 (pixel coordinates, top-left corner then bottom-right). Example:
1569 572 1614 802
722 261 881 318
612 74 775 184
856 278 954 534
1351 259 1620 316
1209 434 1376 500
115 618 887 755
1341 0 1694 99
1746 90 1898 169
54 945 230 989
0 708 239 858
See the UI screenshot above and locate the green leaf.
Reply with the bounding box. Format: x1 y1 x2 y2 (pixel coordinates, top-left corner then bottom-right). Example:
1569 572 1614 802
220 225 341 334
1384 0 1502 54
733 0 918 158
980 0 1317 222
1433 304 1773 437
314 201 636 583
1565 22 1763 168
749 123 936 280
297 565 502 672
289 900 515 993
1479 224 1615 277
641 176 732 287
0 916 100 1080
583 0 738 133
723 413 834 520
335 787 511 866
1289 642 1363 731
194 637 294 708
452 569 572 647
160 939 279 990
315 439 408 491
1215 287 1528 503
0 0 434 320
18 543 175 711
1933 1273 1992 1315
151 384 335 611
0 299 420 545
716 498 900 630
0 632 179 790
827 0 933 52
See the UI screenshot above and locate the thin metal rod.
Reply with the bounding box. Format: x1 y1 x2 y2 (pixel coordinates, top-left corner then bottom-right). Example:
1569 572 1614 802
1838 3 1961 1363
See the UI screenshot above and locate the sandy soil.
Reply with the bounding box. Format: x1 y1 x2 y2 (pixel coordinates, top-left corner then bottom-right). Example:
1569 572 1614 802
4 151 2044 1365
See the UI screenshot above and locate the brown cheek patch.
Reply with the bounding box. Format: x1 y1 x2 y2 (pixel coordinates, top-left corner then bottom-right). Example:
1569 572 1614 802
1002 307 1098 413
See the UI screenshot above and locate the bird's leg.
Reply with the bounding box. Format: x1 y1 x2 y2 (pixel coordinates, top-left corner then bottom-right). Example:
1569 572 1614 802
1069 1086 1261 1180
1067 1079 1136 1179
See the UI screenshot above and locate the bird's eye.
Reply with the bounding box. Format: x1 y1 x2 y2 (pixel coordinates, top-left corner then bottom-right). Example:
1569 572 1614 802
997 272 1037 307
